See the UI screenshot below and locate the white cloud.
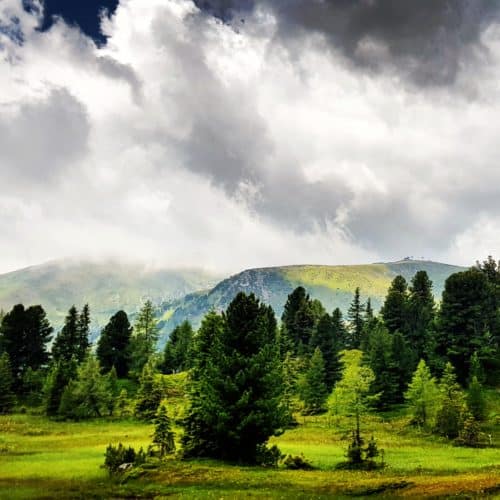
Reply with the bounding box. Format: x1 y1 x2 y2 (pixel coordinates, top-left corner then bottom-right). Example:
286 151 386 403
0 0 499 273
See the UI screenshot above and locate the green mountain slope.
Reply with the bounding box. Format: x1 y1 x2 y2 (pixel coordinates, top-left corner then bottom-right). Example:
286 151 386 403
160 260 465 340
0 260 222 335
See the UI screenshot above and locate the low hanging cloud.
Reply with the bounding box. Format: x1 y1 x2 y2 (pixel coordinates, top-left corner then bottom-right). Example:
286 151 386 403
1 0 500 274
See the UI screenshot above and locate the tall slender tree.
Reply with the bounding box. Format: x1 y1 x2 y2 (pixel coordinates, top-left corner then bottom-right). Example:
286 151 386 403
76 304 91 362
162 321 194 374
347 288 365 348
380 275 408 335
300 347 328 414
52 306 80 363
130 300 159 375
0 353 15 414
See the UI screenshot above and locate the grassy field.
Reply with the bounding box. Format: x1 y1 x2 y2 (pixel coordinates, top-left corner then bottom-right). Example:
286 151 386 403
1 403 499 499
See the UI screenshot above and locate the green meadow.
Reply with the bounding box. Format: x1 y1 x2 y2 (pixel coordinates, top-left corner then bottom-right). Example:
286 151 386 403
1 395 499 499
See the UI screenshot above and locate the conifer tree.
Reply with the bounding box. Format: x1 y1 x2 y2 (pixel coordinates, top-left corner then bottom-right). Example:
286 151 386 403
406 271 435 364
134 359 163 420
281 352 300 425
331 307 348 350
365 298 374 322
389 331 413 402
183 293 285 464
467 376 487 421
44 359 77 417
404 359 438 427
310 313 341 390
437 270 491 384
96 310 132 377
115 389 130 417
300 347 328 415
152 404 176 456
0 304 53 388
76 304 91 362
435 362 466 438
347 288 365 348
0 353 15 414
52 306 80 363
162 321 194 374
130 300 159 375
380 275 408 335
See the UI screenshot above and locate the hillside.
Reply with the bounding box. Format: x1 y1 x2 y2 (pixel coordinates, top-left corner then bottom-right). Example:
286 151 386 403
0 259 222 335
159 260 465 340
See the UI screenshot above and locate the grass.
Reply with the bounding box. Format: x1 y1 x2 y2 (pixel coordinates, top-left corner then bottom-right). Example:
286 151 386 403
0 405 498 499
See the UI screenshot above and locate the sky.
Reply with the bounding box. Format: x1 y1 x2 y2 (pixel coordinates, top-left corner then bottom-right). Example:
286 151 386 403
1 0 500 274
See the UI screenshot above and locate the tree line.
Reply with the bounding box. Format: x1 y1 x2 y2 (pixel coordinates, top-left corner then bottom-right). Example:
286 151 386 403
0 257 498 465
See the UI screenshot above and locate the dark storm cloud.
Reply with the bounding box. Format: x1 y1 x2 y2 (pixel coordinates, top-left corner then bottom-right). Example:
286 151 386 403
197 0 500 86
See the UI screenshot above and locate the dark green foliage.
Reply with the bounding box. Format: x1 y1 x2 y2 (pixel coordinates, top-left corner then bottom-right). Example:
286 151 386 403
406 271 435 365
380 276 408 335
130 300 159 376
255 444 283 467
162 321 194 374
52 306 89 364
456 411 482 447
0 304 53 389
467 376 487 421
280 287 316 355
434 363 465 439
0 353 15 414
21 367 45 406
281 352 300 425
300 347 328 415
437 269 492 384
58 355 112 419
310 313 341 390
152 404 175 456
342 432 382 469
331 308 348 350
469 351 485 384
282 454 314 470
104 443 146 475
96 310 132 377
183 293 286 464
134 360 163 421
347 287 365 348
366 323 398 410
389 332 413 402
365 298 374 322
44 359 77 417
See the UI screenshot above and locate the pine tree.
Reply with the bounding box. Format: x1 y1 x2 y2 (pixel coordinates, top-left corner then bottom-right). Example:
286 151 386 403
467 376 487 421
0 353 15 414
115 389 130 417
162 321 194 374
331 308 348 350
435 362 466 438
300 348 328 415
389 331 413 403
347 288 365 349
0 304 53 389
406 271 435 364
365 298 374 322
310 313 341 390
96 310 132 377
52 306 80 363
404 359 438 427
134 359 163 420
44 359 77 417
182 293 286 464
130 300 159 376
152 404 176 456
281 352 300 425
380 275 408 335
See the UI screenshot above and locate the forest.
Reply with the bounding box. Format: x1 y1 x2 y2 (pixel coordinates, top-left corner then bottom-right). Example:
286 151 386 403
0 257 499 498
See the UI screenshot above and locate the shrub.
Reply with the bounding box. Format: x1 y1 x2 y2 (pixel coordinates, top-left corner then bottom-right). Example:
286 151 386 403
281 454 314 470
104 443 146 475
255 444 283 467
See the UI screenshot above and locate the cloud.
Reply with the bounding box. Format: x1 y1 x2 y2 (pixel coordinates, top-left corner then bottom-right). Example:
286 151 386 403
0 0 500 274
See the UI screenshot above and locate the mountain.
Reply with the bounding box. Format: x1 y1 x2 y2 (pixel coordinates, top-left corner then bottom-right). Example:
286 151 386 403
0 259 222 335
159 259 466 341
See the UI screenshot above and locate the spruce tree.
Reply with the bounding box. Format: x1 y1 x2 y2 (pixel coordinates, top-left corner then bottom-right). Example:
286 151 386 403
331 308 348 350
162 321 194 374
52 306 80 363
389 331 413 402
96 310 132 377
300 347 328 415
130 300 159 375
404 359 438 427
347 288 365 349
182 293 285 464
467 376 487 421
380 275 408 335
152 404 176 456
0 353 15 414
310 313 341 390
134 360 163 421
44 359 77 417
406 271 435 364
281 352 300 425
435 362 466 439
437 270 491 384
76 304 91 362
